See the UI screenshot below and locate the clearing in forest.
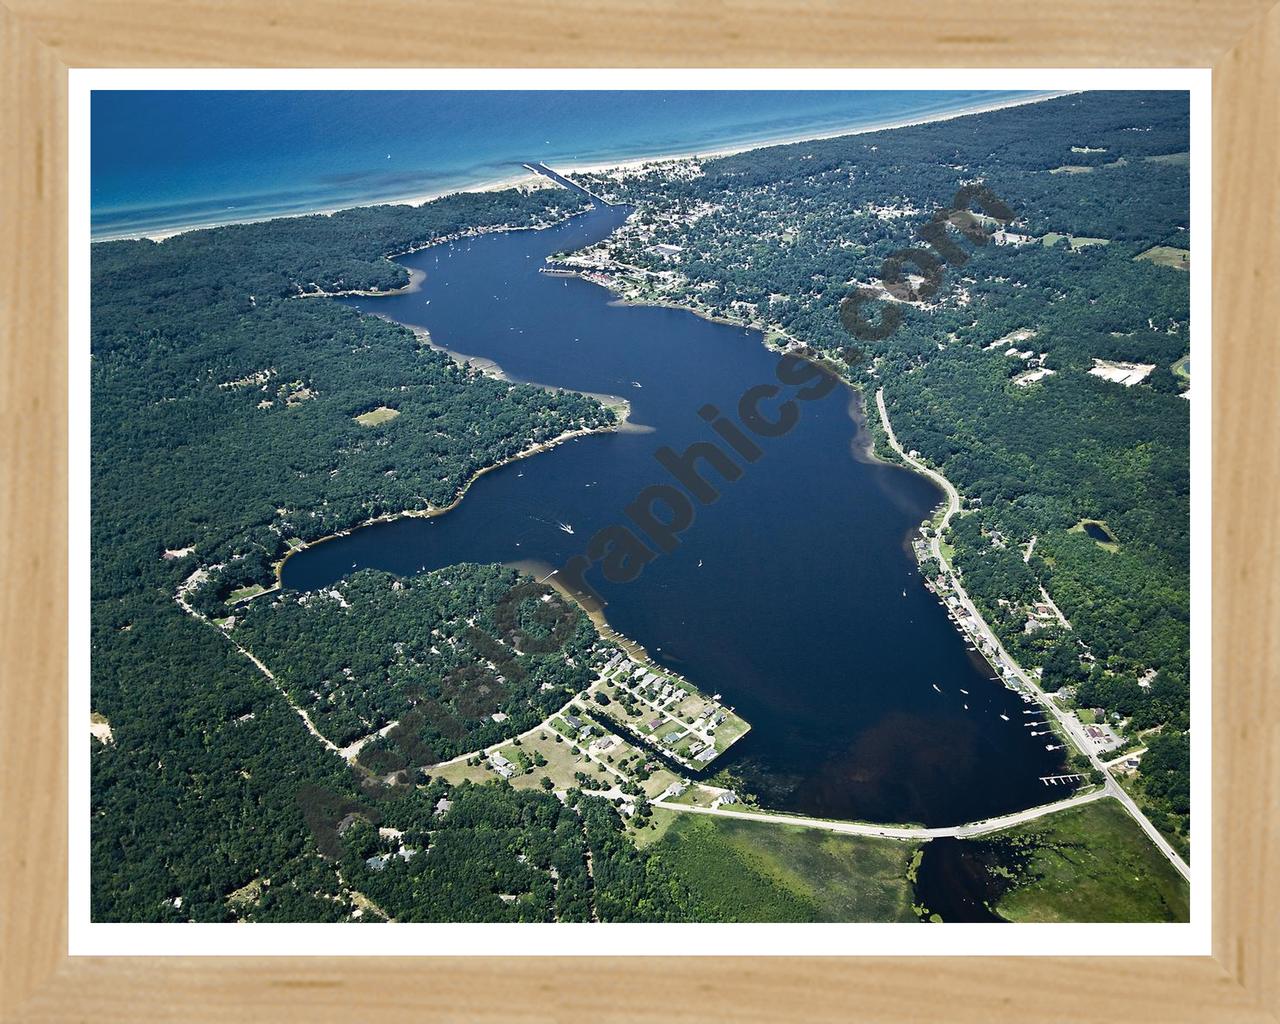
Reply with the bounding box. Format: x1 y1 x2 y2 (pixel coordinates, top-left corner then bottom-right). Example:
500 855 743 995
1135 246 1190 270
353 406 401 426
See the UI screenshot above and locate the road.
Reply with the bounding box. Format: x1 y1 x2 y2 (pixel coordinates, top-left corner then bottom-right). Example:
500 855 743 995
875 388 1191 882
655 786 1108 840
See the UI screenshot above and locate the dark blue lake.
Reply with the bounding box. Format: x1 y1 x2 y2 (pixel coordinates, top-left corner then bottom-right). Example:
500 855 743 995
281 203 1069 827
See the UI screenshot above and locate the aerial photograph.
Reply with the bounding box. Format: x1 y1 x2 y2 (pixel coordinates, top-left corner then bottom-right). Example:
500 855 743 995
89 87 1193 925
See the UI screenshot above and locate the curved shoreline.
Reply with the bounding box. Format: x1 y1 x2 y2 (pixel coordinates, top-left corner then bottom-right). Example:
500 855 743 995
274 410 630 584
874 388 1190 880
265 203 1118 842
96 93 1070 244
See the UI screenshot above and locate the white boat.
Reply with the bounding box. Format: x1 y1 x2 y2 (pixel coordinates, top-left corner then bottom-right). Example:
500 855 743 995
558 522 575 535
1000 714 1009 721
932 684 942 693
959 689 968 695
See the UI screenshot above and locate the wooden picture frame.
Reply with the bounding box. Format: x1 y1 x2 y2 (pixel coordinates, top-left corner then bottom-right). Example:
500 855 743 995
2 3 1275 1019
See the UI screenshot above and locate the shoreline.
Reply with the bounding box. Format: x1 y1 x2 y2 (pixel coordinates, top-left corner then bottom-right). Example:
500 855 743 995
274 406 630 584
95 91 1070 244
556 91 1071 177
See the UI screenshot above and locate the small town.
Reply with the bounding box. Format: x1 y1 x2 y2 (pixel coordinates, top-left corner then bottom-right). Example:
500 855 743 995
425 638 751 829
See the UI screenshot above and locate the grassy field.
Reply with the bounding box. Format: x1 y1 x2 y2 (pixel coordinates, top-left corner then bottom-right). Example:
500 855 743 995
1135 245 1191 270
992 799 1189 922
1117 771 1192 863
1041 232 1110 250
648 810 919 922
1145 151 1190 166
1048 165 1094 175
427 758 495 786
353 405 401 426
1172 354 1191 382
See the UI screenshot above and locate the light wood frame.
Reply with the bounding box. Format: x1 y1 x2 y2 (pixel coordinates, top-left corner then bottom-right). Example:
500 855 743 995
2 3 1276 1020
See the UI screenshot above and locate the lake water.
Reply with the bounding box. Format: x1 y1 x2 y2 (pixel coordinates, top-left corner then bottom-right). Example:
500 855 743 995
281 202 1070 827
912 838 1010 922
1082 521 1115 543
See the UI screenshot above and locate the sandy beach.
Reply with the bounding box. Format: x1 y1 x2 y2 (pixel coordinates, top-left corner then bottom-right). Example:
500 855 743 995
556 91 1072 177
100 91 1069 244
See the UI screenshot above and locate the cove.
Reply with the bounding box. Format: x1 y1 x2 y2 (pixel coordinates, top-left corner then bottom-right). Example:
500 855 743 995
281 201 1070 827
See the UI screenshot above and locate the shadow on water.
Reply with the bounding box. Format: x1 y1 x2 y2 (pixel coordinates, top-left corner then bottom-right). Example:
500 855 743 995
281 200 1071 827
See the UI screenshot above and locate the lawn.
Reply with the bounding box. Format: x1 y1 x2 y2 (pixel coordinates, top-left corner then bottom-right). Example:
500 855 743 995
496 729 594 793
992 799 1189 922
1135 245 1190 270
649 810 919 922
712 712 751 751
1041 232 1110 250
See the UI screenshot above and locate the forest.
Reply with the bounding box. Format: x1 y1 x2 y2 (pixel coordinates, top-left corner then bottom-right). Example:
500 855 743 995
576 91 1193 849
92 93 1194 921
89 187 614 919
233 566 598 769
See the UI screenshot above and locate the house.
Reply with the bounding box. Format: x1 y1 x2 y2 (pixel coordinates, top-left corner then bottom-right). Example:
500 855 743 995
365 854 390 872
648 243 684 259
434 797 452 816
647 717 664 730
489 752 516 779
563 715 584 731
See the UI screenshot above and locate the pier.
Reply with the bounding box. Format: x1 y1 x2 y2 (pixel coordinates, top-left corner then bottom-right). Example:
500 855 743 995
1040 773 1085 786
523 162 614 206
